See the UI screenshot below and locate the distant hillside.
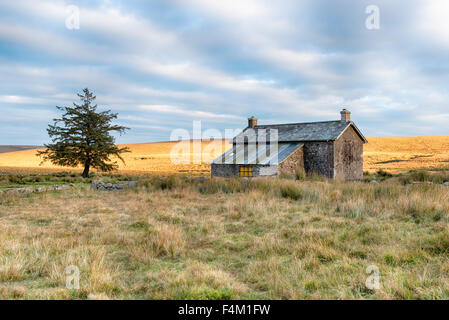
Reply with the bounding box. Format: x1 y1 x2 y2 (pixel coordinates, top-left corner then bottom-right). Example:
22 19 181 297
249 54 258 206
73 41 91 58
364 136 449 172
0 146 41 154
0 140 230 174
0 137 448 174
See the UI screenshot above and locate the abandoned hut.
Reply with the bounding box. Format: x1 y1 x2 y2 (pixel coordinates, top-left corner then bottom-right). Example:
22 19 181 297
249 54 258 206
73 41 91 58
211 109 367 181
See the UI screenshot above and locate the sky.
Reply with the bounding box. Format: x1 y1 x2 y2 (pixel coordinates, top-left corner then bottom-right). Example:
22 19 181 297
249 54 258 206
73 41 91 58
0 0 449 145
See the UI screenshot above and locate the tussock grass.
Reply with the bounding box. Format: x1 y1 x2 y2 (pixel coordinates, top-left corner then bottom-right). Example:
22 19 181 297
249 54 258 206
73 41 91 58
1 173 449 299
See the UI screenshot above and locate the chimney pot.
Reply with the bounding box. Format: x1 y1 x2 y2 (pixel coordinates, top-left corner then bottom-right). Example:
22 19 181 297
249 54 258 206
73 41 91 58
340 108 351 122
248 116 258 128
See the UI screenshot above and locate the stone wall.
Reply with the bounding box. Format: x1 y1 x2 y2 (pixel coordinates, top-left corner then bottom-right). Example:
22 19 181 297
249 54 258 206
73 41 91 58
0 184 71 194
211 163 277 177
254 165 278 176
333 126 363 181
278 146 304 176
91 180 138 190
211 164 239 177
303 142 334 178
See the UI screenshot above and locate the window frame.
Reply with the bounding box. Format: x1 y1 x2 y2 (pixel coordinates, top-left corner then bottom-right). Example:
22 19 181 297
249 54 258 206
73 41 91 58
239 165 252 177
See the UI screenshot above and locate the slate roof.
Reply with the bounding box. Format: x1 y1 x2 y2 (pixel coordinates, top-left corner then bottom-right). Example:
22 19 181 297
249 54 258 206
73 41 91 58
212 142 304 165
233 120 367 144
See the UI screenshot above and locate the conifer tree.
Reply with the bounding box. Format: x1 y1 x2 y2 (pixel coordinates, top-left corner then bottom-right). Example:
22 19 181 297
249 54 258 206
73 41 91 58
38 88 130 177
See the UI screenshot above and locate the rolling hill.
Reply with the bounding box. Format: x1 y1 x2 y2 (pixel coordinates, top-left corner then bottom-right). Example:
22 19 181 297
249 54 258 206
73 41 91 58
0 140 230 174
0 137 448 174
0 145 42 154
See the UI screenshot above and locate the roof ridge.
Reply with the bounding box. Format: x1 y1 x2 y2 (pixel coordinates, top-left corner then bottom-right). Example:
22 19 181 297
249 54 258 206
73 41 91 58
255 120 343 127
232 120 366 144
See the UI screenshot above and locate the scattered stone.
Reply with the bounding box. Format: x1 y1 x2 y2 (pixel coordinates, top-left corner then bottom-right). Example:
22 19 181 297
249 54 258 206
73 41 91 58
5 187 34 194
91 180 138 191
53 185 70 191
2 185 73 195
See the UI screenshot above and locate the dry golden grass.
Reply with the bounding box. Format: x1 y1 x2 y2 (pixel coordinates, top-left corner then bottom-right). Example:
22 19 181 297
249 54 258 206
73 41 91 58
1 135 448 300
0 136 448 175
365 136 449 173
0 140 231 175
1 176 449 299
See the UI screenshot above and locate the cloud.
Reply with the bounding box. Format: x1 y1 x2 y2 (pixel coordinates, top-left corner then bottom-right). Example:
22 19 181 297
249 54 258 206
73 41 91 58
419 1 449 48
138 104 244 121
0 95 48 104
0 0 448 144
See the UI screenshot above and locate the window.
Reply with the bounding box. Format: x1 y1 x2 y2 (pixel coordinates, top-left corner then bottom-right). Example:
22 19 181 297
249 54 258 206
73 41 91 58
240 165 252 177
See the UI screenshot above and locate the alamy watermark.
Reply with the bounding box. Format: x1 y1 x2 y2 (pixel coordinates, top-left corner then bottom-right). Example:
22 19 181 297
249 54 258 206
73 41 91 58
169 120 279 165
65 265 80 290
365 5 380 30
64 4 378 31
65 5 80 30
365 265 380 290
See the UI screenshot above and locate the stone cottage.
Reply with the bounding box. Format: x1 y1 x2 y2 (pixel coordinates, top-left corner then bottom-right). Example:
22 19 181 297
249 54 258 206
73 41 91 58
211 109 367 181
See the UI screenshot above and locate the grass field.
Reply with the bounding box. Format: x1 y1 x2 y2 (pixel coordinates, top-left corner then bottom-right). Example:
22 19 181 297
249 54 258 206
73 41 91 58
1 174 449 299
1 136 449 299
0 136 448 175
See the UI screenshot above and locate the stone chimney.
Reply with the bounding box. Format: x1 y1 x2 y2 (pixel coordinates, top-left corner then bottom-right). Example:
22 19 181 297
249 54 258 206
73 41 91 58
248 116 258 128
340 108 351 122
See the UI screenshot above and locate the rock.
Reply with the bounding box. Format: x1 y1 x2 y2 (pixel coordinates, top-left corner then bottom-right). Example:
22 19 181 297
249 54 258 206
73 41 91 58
5 187 34 194
443 181 449 186
370 180 379 184
91 179 138 191
54 185 70 191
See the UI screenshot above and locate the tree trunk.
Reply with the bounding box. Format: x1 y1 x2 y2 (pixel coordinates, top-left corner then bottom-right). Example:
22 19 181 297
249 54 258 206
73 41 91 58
82 161 90 178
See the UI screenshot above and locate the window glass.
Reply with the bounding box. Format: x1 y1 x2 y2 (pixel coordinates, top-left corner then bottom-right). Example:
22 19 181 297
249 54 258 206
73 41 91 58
240 165 252 177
